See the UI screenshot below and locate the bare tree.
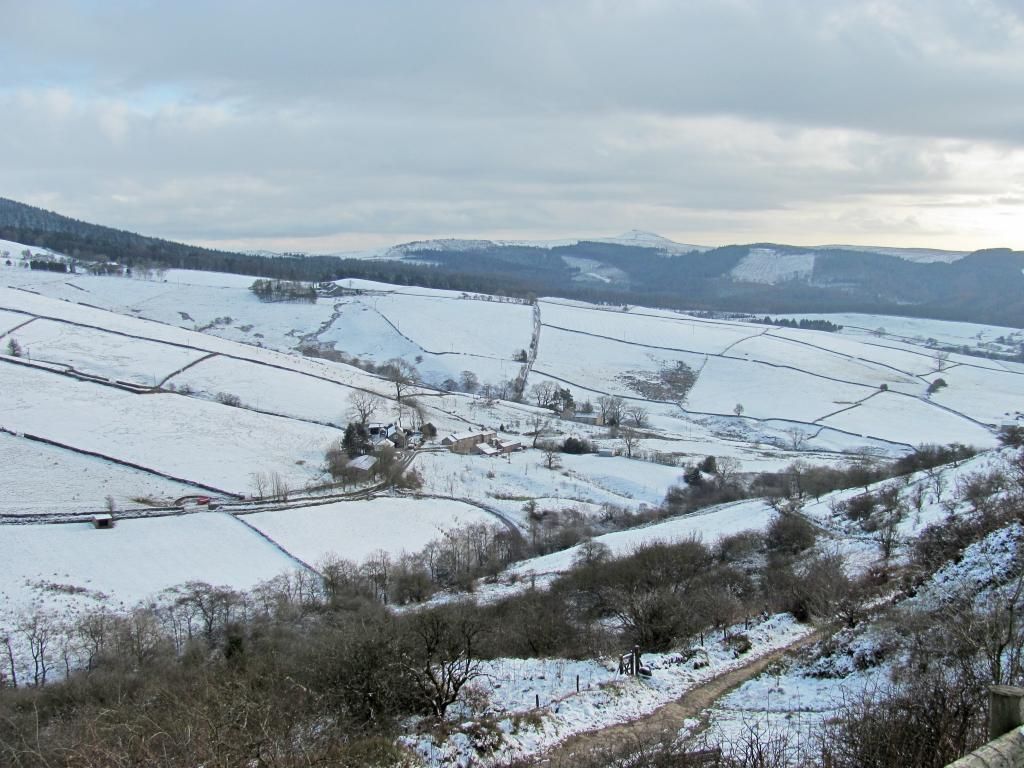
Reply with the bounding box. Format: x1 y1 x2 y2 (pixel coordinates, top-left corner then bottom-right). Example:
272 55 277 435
715 456 742 487
733 403 744 417
626 406 649 427
597 395 624 425
2 633 17 688
459 370 479 394
542 446 562 470
620 427 641 458
349 391 383 425
269 471 289 501
871 487 907 562
400 605 488 719
19 612 54 686
250 471 268 499
529 381 556 409
784 426 807 451
528 414 551 448
381 357 418 404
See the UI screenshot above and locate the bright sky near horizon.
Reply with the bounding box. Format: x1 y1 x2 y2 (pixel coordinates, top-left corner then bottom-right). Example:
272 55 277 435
1 0 1022 253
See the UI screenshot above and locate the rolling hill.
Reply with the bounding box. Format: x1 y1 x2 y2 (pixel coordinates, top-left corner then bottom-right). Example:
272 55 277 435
3 197 1024 325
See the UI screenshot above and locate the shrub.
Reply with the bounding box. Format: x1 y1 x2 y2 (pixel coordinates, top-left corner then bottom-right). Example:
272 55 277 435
765 513 816 554
561 436 593 454
998 424 1024 448
215 391 242 407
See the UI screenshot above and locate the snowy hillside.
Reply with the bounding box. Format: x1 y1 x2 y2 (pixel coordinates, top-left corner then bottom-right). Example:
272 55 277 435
730 248 816 284
2 244 1022 696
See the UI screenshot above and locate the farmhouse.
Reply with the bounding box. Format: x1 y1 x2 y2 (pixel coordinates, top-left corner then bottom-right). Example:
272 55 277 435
442 429 498 454
367 423 399 452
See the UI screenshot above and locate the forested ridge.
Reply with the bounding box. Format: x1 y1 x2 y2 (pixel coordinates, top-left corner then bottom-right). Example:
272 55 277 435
3 197 1023 325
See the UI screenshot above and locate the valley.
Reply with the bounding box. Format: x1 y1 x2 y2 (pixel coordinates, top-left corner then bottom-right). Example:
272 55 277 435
2 243 1024 766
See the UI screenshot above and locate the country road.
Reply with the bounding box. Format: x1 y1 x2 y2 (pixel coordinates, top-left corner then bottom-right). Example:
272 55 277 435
536 624 832 766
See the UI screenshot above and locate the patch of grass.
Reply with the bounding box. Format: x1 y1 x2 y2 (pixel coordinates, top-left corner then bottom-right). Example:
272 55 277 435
617 360 697 401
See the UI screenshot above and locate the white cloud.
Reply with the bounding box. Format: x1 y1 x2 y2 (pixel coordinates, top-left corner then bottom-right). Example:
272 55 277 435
0 0 1021 250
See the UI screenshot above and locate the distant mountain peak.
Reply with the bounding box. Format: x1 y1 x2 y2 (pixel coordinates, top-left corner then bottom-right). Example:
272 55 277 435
594 230 710 254
616 229 673 242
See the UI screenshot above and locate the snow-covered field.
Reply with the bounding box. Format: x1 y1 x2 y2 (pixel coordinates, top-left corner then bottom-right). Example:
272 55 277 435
0 431 209 514
0 362 340 496
540 299 755 354
0 512 299 620
791 311 1021 351
5 318 208 385
245 497 495 565
685 355 874 422
817 389 994 447
412 449 683 525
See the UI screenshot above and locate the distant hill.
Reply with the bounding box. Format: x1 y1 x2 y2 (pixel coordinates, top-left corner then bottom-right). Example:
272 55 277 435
2 197 1022 325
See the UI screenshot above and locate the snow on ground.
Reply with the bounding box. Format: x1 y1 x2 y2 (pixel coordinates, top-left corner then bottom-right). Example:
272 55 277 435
758 326 944 378
0 308 30 334
0 238 65 261
798 449 1013 564
319 295 528 388
2 270 337 354
818 390 996 448
245 497 494 565
929 363 1024 425
0 285 399 394
539 299 756 355
693 645 871 764
696 473 1024 764
533 325 705 400
792 312 1019 351
412 614 812 766
158 269 264 289
635 436 854 474
318 298 422 360
0 363 340 496
0 431 209 514
166 354 373 426
685 356 873 422
730 248 816 284
361 293 533 359
0 512 299 620
726 331 928 388
5 318 208 385
411 449 682 526
505 499 774 583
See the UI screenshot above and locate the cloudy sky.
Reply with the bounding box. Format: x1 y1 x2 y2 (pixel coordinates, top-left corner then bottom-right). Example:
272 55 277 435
2 0 1022 252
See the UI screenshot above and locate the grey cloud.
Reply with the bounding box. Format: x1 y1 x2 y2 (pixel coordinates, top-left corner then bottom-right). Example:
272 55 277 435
4 1 1022 141
0 1 1022 249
